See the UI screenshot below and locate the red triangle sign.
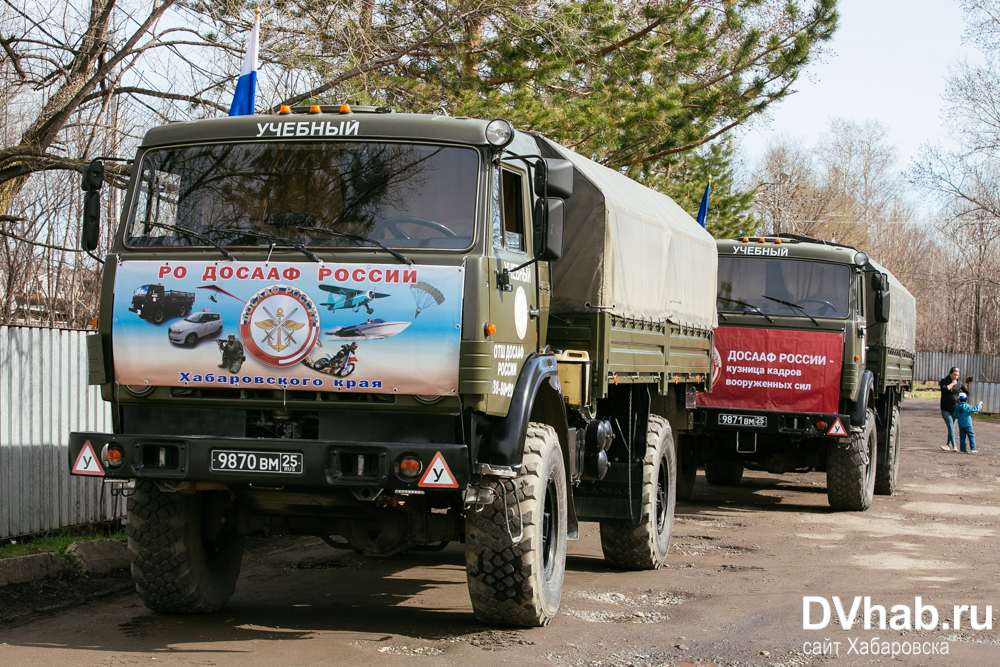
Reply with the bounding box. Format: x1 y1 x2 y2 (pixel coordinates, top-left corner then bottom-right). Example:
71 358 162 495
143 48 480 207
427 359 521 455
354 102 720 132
826 418 847 437
72 440 105 476
417 451 458 488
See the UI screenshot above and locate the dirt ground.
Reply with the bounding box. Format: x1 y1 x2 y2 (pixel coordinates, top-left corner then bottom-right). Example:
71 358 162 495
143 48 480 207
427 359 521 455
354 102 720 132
2 397 998 666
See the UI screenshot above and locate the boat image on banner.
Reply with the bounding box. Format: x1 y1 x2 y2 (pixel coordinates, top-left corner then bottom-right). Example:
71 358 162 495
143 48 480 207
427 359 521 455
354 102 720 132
112 261 464 396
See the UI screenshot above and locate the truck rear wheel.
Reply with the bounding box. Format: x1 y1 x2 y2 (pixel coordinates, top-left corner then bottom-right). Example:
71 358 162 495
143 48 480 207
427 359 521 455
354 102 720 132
465 423 567 627
127 481 244 613
676 437 697 501
704 459 744 486
827 408 877 510
875 406 901 496
599 416 676 570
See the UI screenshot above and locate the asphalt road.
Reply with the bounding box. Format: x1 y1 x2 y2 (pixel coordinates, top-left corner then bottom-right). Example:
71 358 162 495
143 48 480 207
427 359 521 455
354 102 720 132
2 397 998 666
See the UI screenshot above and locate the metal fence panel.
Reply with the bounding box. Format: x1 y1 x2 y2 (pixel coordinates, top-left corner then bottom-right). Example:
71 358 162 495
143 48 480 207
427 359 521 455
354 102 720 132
0 326 120 540
968 382 1000 415
914 352 1000 383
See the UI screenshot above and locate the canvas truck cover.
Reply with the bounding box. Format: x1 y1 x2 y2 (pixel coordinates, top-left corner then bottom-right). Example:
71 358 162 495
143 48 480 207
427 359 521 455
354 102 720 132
533 136 718 331
869 258 916 354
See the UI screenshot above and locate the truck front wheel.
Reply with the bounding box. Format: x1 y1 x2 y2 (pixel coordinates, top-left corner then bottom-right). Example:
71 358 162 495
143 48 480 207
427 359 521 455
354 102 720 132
150 307 165 324
704 459 744 486
599 416 676 570
127 481 244 613
875 406 901 496
827 408 877 510
465 423 567 627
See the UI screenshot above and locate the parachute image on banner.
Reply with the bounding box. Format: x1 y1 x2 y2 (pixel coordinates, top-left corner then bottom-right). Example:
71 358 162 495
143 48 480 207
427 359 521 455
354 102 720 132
111 261 465 396
411 281 445 318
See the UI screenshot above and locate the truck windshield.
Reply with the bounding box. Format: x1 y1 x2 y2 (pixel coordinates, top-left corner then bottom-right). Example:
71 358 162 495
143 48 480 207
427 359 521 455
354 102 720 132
125 141 479 250
717 257 851 319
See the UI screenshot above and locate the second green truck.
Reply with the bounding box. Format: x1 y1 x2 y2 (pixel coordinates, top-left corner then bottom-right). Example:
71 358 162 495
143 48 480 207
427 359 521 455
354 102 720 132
689 234 916 510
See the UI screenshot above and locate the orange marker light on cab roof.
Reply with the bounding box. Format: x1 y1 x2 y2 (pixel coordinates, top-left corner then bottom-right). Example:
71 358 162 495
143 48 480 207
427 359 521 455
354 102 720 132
91 317 99 328
758 237 765 242
484 322 496 336
741 237 749 242
339 104 351 114
309 105 322 113
278 105 291 114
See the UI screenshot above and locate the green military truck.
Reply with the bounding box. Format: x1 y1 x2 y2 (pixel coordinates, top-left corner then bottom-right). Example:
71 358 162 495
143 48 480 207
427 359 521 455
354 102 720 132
69 107 717 626
688 234 916 511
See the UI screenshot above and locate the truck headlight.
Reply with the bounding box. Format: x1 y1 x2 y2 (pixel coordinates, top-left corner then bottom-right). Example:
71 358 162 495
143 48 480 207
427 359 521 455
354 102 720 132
124 383 154 396
485 119 514 148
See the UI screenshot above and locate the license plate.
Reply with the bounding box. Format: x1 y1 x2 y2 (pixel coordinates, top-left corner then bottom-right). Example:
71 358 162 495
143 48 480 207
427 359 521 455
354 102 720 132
210 450 303 474
718 414 767 428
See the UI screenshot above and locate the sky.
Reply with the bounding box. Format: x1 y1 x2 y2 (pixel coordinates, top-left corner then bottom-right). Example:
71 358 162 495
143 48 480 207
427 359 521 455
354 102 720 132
740 0 976 174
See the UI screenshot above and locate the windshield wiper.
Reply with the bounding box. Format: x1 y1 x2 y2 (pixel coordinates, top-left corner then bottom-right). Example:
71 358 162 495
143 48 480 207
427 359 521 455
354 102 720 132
717 296 773 323
143 221 236 261
294 225 413 266
218 228 322 264
761 294 820 327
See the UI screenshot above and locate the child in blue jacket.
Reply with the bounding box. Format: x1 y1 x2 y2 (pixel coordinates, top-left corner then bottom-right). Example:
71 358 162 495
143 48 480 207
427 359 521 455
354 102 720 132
953 393 983 453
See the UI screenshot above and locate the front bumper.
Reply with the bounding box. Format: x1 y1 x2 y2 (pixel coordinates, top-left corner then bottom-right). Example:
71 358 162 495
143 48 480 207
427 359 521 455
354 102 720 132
69 431 469 491
693 407 851 437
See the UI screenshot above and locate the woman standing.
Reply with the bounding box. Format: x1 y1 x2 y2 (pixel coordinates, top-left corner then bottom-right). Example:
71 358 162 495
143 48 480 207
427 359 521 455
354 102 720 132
939 367 969 452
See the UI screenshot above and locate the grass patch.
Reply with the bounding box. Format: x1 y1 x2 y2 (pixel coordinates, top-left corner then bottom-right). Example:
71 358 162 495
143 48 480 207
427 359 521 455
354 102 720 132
0 531 126 561
908 381 940 400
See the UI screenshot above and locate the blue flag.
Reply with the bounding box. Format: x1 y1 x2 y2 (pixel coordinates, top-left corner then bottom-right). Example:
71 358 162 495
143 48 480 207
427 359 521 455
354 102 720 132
229 10 260 116
696 178 711 228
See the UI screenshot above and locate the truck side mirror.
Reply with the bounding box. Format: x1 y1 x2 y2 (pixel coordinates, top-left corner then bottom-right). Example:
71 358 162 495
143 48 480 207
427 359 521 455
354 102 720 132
534 159 573 199
874 273 890 324
82 190 101 251
82 160 104 192
81 160 104 252
534 197 564 261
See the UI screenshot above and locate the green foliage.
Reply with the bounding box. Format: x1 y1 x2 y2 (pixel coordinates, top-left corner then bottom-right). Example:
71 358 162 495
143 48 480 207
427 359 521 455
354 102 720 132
0 531 126 561
642 139 757 238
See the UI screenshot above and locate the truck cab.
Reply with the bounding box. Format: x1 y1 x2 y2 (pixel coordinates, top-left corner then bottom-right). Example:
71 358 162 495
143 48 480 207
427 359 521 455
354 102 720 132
70 107 716 626
690 234 915 510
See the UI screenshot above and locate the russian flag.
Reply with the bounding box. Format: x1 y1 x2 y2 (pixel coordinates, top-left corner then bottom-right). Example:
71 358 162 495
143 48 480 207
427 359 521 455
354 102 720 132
229 9 260 116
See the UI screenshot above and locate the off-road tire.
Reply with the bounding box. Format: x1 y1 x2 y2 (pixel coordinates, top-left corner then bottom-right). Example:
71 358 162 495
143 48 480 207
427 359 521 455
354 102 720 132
180 306 191 317
704 459 744 486
151 308 165 324
827 408 877 511
675 436 697 501
127 481 244 613
599 416 676 570
874 406 901 496
465 423 567 627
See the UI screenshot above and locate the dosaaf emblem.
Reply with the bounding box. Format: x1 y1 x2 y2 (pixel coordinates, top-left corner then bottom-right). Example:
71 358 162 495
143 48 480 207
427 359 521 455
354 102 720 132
240 285 320 366
711 347 722 384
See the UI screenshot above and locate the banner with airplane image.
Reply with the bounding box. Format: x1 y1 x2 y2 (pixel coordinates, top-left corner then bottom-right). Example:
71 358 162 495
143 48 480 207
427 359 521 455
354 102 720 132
112 261 464 395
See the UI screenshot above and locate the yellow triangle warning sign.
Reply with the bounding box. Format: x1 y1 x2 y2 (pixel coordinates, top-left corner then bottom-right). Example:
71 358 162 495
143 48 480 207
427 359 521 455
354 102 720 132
827 418 847 437
72 440 105 476
417 451 458 488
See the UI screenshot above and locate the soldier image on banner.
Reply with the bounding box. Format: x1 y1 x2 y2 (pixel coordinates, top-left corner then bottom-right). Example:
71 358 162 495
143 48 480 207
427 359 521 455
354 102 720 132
217 334 245 373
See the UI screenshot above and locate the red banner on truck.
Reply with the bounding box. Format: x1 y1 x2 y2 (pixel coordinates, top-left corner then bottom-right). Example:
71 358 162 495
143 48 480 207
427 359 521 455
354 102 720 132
699 327 844 414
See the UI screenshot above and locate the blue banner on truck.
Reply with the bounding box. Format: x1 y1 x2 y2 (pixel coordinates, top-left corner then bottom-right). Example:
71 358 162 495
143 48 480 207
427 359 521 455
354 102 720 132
112 261 464 395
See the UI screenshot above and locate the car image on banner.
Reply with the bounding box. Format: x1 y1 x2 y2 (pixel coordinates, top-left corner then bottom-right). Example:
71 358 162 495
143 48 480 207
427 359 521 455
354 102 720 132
112 261 465 396
697 326 844 414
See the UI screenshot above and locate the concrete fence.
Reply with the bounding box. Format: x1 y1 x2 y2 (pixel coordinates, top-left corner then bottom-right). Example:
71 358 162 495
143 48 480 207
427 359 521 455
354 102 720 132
0 326 121 540
914 352 1000 383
